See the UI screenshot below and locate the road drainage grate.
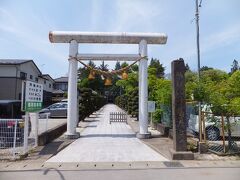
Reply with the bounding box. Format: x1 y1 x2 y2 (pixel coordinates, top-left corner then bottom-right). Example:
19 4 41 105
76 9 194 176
163 161 184 168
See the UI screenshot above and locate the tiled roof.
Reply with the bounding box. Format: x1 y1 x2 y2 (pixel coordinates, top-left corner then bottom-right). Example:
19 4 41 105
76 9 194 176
41 74 55 82
0 59 32 65
0 59 42 75
54 77 68 82
52 89 65 94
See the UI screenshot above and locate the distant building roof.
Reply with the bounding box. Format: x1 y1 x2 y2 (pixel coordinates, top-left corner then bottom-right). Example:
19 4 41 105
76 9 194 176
54 77 68 82
0 59 42 75
41 74 55 82
0 59 32 65
52 89 65 94
0 100 21 104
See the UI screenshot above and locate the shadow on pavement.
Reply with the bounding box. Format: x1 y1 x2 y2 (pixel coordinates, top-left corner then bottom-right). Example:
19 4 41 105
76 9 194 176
83 119 100 122
43 168 65 180
39 141 65 155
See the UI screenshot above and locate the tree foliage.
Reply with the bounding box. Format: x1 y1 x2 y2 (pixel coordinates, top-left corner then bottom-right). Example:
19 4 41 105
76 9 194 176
185 63 190 71
115 61 121 70
230 59 239 74
98 61 109 71
149 58 165 78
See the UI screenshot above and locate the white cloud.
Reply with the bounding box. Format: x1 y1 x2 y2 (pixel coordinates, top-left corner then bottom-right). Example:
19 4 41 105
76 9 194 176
0 7 67 68
166 24 240 62
90 0 102 29
201 24 240 54
112 0 163 32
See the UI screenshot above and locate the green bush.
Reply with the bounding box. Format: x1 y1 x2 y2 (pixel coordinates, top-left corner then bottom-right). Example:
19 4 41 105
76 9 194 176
78 87 106 121
127 87 139 119
152 108 162 123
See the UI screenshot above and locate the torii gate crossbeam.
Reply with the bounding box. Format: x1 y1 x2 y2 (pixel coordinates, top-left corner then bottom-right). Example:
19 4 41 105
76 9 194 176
49 31 167 139
77 54 140 61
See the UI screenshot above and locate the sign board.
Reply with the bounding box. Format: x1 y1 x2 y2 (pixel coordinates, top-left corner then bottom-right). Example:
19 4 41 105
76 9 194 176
22 81 43 112
148 101 156 112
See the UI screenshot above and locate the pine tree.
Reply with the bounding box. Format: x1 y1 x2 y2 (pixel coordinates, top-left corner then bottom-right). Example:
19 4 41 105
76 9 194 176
115 61 121 70
231 59 239 74
88 60 96 68
149 58 165 78
200 66 213 71
121 62 129 68
98 61 109 71
185 63 190 71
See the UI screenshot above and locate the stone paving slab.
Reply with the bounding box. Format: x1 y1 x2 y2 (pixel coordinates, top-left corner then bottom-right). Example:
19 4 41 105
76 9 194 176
47 104 168 163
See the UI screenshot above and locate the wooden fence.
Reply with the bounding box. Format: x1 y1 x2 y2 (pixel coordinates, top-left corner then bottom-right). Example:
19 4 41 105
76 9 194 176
109 112 127 124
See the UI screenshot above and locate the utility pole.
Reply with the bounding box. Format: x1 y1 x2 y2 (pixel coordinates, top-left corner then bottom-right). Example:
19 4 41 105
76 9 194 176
195 0 201 79
195 0 203 146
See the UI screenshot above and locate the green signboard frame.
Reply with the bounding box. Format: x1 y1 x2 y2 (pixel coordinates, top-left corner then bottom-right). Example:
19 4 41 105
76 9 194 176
25 101 43 112
22 81 43 112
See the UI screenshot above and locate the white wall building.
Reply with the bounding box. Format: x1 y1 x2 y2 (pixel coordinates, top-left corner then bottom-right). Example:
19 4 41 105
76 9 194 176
0 59 54 106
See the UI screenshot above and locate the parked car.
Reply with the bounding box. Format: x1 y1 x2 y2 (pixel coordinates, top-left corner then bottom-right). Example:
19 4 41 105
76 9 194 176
188 104 240 140
61 99 68 103
39 102 68 118
0 100 31 148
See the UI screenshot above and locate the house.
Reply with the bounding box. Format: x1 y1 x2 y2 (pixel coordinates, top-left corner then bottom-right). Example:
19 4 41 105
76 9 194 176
52 77 68 102
39 74 55 106
0 59 54 106
54 76 68 92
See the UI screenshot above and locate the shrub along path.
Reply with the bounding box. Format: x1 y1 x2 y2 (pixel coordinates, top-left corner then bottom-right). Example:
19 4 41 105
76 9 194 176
46 104 168 162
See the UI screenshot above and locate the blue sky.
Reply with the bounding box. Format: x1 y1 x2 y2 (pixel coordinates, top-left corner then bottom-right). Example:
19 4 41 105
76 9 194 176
0 0 239 78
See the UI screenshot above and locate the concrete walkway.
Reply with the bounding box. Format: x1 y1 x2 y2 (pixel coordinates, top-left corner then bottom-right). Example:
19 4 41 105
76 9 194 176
47 104 168 162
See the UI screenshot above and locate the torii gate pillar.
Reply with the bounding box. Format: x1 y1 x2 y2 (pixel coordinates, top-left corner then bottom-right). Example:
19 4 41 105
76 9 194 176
137 39 151 139
65 40 80 139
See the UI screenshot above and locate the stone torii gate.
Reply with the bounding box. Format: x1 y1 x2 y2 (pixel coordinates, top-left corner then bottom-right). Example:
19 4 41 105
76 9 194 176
49 31 167 139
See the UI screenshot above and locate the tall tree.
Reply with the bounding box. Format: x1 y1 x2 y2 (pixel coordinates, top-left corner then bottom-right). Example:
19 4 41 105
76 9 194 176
121 62 129 68
185 63 190 71
88 60 96 68
115 61 121 70
230 59 239 74
131 64 138 72
200 66 213 71
149 58 165 78
98 61 109 71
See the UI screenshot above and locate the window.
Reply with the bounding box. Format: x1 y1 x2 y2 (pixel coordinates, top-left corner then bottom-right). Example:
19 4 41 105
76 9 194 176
62 103 68 108
44 80 46 84
35 77 38 82
30 75 33 80
20 72 27 80
49 83 52 88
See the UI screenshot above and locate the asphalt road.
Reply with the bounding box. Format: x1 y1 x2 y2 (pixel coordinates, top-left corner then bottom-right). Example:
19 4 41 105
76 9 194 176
1 167 240 180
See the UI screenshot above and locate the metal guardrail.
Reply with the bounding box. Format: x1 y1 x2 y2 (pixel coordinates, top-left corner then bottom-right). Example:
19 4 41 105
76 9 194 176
109 112 127 124
199 112 240 155
187 103 240 155
0 118 28 160
0 112 67 160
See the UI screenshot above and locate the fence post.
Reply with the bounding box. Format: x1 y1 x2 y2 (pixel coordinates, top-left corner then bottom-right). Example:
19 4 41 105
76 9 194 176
202 112 206 143
34 112 39 147
221 114 226 153
199 111 203 143
45 113 49 132
13 119 17 159
23 112 29 154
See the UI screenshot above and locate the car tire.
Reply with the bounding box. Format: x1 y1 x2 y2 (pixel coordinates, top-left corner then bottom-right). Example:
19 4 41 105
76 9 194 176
206 127 220 141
